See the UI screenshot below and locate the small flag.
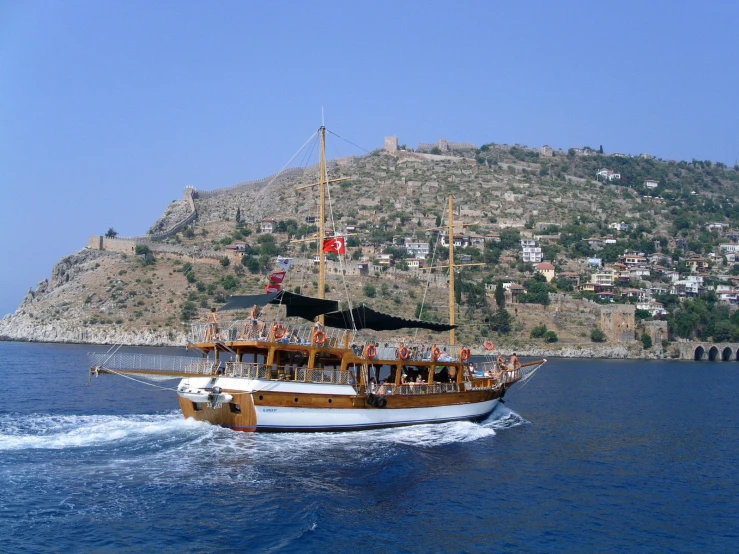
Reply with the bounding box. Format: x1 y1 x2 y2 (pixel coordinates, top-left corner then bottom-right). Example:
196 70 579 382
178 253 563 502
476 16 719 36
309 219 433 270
276 256 293 270
322 237 346 255
265 283 281 293
269 271 287 284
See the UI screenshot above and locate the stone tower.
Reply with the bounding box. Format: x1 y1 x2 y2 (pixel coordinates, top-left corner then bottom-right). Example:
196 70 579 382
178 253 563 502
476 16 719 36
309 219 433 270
599 304 636 342
384 136 399 153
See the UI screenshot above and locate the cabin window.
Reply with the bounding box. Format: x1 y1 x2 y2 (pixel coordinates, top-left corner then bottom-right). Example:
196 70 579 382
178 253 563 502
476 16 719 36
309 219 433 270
192 402 203 411
314 353 342 370
375 364 396 384
229 403 241 414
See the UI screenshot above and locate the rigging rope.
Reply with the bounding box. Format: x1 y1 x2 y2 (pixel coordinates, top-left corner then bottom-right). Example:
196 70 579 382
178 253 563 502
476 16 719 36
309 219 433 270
324 134 357 332
256 130 318 200
414 202 449 338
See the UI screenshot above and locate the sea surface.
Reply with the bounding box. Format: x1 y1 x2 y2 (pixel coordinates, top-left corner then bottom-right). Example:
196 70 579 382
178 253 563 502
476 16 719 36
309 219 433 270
1 341 738 553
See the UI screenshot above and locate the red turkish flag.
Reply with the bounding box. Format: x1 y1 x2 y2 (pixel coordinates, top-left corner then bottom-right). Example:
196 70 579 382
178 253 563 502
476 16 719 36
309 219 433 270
322 237 346 254
269 271 287 284
265 283 281 293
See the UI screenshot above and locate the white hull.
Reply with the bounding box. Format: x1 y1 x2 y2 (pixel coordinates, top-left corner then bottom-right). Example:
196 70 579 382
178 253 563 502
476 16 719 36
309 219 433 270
252 399 498 432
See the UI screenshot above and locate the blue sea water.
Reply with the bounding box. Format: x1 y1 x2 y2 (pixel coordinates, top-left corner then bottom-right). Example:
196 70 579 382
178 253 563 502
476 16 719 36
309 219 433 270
1 342 738 553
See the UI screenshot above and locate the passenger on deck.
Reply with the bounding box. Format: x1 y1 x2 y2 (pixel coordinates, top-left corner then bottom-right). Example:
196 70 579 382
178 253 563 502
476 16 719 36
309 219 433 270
313 316 324 333
497 353 508 371
249 304 262 339
510 352 521 370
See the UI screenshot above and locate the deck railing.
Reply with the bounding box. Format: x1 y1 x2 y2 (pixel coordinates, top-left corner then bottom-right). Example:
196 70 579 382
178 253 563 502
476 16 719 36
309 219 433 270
375 382 461 395
190 320 354 347
88 353 215 375
223 363 354 385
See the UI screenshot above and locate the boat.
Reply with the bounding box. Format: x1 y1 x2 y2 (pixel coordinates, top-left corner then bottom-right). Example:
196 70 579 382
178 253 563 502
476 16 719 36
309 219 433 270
88 126 546 432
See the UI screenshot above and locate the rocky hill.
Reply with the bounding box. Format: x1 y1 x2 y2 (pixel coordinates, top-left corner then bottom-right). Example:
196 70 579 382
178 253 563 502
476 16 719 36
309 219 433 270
2 137 738 357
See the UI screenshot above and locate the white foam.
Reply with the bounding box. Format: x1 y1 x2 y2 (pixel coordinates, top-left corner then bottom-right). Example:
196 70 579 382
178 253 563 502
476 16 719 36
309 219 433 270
0 405 526 458
0 412 200 451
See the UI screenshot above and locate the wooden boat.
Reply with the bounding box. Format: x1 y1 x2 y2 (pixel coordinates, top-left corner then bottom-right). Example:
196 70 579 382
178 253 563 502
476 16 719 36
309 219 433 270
89 126 545 432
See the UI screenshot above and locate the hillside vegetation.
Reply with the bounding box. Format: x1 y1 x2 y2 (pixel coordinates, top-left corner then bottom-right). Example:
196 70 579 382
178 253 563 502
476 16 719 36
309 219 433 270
3 139 739 353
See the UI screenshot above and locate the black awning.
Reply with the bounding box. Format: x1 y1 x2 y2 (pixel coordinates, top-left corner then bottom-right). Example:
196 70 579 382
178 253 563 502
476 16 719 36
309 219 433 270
219 291 339 321
322 304 456 332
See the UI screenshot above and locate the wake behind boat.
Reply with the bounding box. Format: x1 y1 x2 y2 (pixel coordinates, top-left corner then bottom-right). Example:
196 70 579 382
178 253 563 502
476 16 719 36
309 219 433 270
88 126 545 432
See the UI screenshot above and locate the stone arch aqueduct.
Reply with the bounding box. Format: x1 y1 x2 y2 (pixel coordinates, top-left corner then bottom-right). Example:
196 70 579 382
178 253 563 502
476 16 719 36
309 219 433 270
678 342 739 362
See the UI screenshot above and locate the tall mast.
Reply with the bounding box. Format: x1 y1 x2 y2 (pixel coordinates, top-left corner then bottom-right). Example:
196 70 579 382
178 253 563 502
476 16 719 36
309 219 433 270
318 126 327 312
448 194 456 346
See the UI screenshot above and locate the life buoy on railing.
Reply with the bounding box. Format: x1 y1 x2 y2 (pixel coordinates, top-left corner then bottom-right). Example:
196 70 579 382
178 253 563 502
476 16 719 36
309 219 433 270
483 340 495 351
313 329 326 345
460 347 471 362
432 346 442 361
365 344 377 359
399 345 410 360
273 323 286 340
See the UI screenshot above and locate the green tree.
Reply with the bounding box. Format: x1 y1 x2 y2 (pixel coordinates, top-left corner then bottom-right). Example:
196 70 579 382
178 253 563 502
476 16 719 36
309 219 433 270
180 301 197 321
640 333 653 349
220 256 230 267
135 244 155 265
530 324 548 338
363 283 376 298
488 309 512 334
544 331 559 342
495 281 505 309
591 328 606 342
105 227 118 238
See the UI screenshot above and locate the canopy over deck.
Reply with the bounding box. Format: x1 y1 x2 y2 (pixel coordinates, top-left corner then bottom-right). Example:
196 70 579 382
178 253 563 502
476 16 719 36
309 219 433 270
323 304 457 332
219 291 339 321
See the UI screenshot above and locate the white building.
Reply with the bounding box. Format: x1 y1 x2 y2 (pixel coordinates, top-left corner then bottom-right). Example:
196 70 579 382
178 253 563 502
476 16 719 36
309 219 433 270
522 247 543 264
404 240 430 259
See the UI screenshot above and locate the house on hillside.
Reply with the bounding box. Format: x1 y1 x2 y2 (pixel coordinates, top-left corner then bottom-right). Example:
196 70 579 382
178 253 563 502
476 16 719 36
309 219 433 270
556 272 580 287
596 168 621 182
585 237 604 250
644 179 659 189
535 262 555 282
404 240 430 259
609 222 630 233
706 222 728 233
687 257 709 273
260 218 277 234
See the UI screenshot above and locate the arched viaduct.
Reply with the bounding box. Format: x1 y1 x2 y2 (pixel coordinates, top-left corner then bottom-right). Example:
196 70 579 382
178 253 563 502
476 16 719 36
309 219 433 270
677 342 739 361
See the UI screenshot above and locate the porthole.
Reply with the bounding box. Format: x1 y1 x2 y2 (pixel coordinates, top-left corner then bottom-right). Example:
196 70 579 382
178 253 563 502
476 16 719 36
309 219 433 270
328 398 332 404
259 395 263 400
294 398 299 403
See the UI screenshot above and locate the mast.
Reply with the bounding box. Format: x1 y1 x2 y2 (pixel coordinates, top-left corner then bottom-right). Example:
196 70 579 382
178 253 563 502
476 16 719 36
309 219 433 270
318 126 327 316
448 194 456 345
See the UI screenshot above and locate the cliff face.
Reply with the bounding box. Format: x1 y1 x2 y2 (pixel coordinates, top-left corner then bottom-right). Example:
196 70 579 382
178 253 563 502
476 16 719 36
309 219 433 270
0 249 186 346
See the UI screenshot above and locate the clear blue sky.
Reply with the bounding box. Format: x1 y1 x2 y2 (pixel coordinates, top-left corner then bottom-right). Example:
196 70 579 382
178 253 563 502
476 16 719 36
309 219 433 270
1 0 738 317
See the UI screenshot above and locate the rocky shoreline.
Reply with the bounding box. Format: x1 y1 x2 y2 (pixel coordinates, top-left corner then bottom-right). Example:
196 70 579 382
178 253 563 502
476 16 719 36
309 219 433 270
0 323 667 359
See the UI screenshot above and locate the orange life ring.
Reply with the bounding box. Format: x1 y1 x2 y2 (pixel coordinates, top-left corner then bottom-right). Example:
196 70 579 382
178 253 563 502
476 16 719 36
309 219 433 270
460 347 471 362
273 323 286 339
365 344 377 359
432 346 442 361
313 329 326 345
483 340 495 351
399 345 410 360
